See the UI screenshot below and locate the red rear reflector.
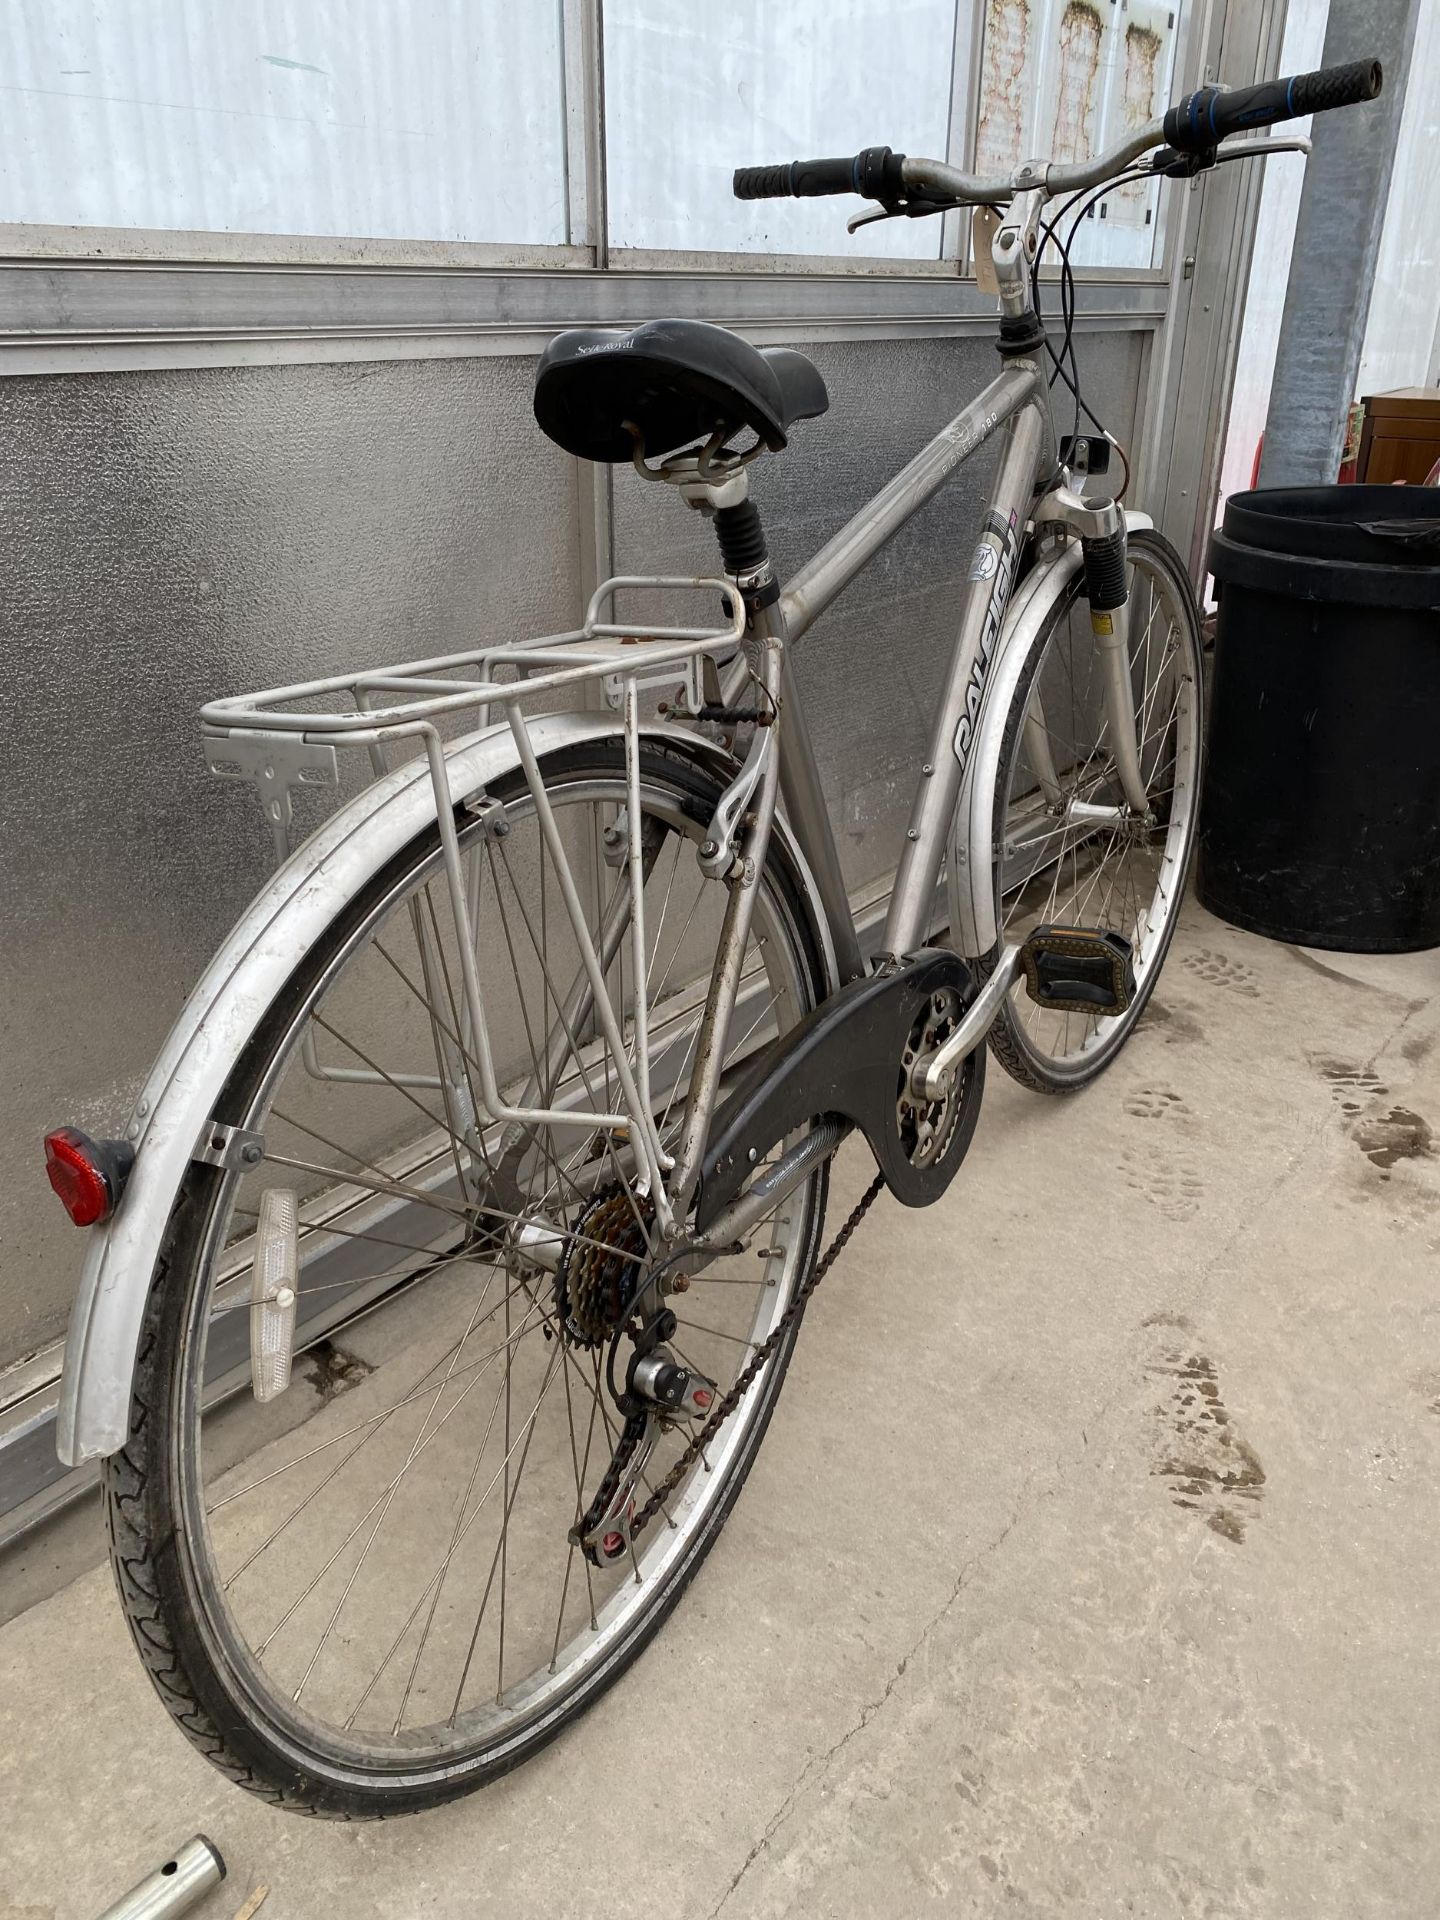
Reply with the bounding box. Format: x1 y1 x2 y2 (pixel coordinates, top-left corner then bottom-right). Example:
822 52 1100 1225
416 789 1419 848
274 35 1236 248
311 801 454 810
43 1128 115 1226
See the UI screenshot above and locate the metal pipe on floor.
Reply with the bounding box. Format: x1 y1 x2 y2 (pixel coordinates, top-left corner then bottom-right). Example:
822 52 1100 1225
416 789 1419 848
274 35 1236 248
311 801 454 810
94 1835 226 1920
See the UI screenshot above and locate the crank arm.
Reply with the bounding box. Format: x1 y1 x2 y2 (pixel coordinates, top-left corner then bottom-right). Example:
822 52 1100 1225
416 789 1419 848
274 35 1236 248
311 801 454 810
917 944 1023 1101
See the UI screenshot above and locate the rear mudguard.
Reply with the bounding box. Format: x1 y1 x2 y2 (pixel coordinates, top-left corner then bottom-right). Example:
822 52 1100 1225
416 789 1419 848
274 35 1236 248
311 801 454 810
696 948 984 1232
56 714 838 1468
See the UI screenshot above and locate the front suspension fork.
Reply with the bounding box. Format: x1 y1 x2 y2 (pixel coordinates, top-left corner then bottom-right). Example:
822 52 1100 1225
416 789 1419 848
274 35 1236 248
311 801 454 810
1034 486 1149 817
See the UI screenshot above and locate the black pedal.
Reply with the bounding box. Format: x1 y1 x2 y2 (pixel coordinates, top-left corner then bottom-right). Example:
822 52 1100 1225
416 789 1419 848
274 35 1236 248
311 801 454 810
1020 925 1136 1014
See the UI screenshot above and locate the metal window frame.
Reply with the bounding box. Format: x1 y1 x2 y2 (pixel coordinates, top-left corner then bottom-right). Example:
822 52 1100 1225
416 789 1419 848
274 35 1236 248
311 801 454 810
0 0 1198 343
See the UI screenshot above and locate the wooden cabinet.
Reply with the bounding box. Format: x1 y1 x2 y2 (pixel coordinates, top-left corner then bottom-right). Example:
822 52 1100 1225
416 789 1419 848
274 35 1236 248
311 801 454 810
1356 388 1440 485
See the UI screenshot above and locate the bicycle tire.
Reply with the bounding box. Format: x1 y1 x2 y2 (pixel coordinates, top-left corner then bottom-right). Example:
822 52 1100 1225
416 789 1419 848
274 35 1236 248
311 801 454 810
103 738 831 1817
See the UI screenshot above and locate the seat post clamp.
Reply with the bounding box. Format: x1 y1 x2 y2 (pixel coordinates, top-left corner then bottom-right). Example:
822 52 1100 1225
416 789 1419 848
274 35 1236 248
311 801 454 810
734 561 781 614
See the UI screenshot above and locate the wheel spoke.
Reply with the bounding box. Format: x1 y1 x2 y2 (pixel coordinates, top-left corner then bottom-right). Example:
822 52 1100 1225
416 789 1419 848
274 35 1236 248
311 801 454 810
160 749 824 1794
991 545 1201 1078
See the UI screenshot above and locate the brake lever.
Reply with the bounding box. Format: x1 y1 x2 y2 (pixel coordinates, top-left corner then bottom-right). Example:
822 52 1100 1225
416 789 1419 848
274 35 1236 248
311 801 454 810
1219 133 1312 159
846 197 950 234
1151 133 1312 177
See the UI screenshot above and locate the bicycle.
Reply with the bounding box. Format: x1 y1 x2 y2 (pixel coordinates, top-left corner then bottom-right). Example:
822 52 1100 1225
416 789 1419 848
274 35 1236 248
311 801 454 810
44 57 1381 1816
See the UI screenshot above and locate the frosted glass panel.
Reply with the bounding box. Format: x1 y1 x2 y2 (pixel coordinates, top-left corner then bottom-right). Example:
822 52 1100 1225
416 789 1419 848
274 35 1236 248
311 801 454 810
604 0 957 258
974 0 1183 267
0 1 568 244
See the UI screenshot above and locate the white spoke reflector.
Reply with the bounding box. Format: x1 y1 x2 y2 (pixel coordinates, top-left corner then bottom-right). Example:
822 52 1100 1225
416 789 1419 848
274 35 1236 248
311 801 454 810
251 1186 299 1403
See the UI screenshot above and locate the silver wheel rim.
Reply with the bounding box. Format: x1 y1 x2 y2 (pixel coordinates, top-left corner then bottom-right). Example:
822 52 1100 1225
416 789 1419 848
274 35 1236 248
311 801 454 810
995 544 1201 1074
169 758 821 1775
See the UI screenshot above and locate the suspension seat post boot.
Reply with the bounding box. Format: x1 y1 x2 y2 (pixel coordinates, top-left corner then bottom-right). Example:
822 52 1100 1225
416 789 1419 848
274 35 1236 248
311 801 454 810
714 500 781 615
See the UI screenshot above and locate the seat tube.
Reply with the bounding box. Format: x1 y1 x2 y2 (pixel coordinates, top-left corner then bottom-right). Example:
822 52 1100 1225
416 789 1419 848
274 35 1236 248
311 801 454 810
713 495 866 986
882 397 1048 959
773 634 867 984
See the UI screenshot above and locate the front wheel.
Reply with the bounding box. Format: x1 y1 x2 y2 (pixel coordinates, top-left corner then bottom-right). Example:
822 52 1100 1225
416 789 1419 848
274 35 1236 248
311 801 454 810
104 739 831 1816
977 528 1204 1092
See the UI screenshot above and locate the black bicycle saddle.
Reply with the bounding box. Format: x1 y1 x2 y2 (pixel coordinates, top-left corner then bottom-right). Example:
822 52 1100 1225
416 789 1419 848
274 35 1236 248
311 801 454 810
533 317 828 463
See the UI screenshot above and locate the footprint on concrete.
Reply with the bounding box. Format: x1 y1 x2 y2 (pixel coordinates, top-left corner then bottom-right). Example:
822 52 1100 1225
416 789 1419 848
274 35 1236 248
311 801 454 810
1313 1058 1433 1178
1313 1056 1389 1117
1182 948 1261 997
1120 1148 1205 1222
1352 1106 1434 1175
1135 998 1207 1048
1123 1086 1191 1123
1149 1346 1265 1542
1119 1087 1201 1217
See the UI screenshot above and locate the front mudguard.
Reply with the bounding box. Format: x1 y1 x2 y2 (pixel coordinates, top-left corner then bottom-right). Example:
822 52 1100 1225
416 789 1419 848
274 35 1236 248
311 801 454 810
948 508 1154 958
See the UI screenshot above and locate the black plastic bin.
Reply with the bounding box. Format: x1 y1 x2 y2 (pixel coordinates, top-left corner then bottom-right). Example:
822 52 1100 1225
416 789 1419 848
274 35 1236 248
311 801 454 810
1201 485 1440 952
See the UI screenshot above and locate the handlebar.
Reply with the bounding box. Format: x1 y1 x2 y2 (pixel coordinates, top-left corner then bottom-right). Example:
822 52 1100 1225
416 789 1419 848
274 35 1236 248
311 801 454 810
732 57 1383 211
1163 59 1382 152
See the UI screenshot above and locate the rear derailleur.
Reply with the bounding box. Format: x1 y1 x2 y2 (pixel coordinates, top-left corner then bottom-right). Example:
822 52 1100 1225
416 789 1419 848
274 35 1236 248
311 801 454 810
573 1303 718 1568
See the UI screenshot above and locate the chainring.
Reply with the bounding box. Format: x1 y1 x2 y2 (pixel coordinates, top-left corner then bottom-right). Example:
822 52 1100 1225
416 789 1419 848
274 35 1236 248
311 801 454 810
896 987 969 1170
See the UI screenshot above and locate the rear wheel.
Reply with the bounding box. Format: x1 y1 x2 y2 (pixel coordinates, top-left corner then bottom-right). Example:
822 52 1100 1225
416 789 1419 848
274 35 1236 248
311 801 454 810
977 528 1203 1091
104 740 829 1816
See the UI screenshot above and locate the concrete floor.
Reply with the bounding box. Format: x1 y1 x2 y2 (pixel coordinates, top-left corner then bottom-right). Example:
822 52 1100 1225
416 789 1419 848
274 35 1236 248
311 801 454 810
1 900 1437 1920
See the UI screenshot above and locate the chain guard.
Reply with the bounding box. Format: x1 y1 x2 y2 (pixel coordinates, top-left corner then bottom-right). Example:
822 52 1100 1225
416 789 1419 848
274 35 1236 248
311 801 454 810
695 948 984 1230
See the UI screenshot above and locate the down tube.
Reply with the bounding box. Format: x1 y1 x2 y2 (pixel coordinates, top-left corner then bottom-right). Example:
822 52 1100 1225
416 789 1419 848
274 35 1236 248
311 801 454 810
882 398 1049 959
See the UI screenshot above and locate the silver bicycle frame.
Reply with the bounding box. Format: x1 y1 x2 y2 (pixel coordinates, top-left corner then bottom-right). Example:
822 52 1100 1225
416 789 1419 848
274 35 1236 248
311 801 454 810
751 362 1053 976
190 221 1078 1248
56 163 1162 1465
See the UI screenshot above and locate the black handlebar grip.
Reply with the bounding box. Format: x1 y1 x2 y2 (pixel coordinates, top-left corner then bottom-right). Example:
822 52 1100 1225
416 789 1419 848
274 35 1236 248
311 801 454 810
733 163 798 200
1163 58 1382 153
790 156 864 197
732 156 856 200
733 147 906 202
1290 60 1384 117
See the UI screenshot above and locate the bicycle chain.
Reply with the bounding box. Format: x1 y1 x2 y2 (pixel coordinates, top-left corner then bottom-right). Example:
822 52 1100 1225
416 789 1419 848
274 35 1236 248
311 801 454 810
628 1168 887 1545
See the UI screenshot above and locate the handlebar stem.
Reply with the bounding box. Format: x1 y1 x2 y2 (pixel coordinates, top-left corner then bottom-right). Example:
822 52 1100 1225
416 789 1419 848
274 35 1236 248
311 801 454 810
994 190 1046 321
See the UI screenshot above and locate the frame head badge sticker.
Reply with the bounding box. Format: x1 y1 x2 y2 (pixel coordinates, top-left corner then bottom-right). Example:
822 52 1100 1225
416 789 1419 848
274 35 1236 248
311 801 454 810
968 539 1000 583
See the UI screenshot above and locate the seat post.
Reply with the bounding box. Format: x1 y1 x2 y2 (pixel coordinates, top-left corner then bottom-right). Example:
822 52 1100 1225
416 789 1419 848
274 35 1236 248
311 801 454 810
688 473 867 985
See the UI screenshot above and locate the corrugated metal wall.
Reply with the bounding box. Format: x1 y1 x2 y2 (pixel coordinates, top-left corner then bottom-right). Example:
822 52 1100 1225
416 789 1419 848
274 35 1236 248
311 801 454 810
1 357 578 1366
